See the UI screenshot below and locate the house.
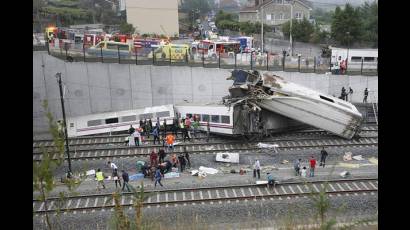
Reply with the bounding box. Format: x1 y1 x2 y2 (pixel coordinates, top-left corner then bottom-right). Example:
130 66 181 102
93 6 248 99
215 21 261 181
125 0 179 37
239 0 312 29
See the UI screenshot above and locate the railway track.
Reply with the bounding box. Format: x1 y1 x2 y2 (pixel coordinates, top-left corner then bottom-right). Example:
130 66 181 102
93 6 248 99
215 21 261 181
32 127 378 153
32 135 378 162
32 126 378 150
33 178 378 215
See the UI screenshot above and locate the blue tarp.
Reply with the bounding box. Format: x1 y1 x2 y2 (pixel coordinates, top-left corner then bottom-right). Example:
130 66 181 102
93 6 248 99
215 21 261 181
129 173 144 181
231 69 248 85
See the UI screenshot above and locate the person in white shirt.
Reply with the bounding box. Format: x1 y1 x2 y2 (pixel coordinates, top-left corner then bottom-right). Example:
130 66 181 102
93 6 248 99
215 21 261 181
301 166 307 178
133 129 141 146
253 159 261 179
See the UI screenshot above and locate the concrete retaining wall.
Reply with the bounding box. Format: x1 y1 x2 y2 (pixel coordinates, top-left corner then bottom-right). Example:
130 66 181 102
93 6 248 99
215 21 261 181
33 52 378 134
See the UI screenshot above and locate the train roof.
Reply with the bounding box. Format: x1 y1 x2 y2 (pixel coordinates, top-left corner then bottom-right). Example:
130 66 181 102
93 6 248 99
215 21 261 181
67 104 174 120
175 102 226 107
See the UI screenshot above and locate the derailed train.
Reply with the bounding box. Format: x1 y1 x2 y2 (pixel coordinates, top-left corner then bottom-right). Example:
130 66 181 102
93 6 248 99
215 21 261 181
66 70 362 139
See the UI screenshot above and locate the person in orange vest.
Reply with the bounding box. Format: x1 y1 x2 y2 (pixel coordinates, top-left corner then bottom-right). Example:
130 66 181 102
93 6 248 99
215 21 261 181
166 133 175 153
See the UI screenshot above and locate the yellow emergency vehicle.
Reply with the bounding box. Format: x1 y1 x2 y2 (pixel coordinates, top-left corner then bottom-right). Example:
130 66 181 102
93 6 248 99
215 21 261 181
148 43 190 61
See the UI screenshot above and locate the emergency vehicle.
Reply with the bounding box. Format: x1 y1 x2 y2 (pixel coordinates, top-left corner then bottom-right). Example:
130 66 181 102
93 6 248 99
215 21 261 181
148 43 190 61
197 40 240 59
133 38 161 57
87 41 134 58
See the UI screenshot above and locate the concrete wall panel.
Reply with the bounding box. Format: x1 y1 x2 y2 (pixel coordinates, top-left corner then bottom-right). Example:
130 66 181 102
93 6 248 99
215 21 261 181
33 52 378 134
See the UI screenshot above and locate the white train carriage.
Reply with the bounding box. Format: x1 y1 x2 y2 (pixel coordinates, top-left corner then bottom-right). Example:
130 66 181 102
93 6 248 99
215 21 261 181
174 102 304 136
330 47 378 70
256 74 363 139
66 105 175 137
175 102 234 135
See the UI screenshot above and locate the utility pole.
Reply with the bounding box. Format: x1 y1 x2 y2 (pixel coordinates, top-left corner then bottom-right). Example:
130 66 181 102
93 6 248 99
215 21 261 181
290 0 294 56
261 7 264 52
346 31 350 72
56 72 72 178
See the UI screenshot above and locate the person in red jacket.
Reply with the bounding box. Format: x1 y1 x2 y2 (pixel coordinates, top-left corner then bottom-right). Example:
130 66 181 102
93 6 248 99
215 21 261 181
309 156 317 177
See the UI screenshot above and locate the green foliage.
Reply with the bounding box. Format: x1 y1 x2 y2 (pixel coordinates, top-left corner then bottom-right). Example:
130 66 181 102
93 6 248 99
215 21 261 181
331 4 362 46
119 22 136 35
282 18 315 43
312 8 334 25
357 1 378 47
33 100 86 229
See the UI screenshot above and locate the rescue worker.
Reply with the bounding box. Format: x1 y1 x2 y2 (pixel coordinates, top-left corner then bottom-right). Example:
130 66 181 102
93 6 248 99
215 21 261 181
319 147 328 167
128 125 135 134
159 160 172 174
349 87 354 102
121 170 131 192
166 133 175 153
341 87 347 101
95 168 106 191
154 167 164 187
267 172 276 189
294 159 301 176
178 153 186 172
171 153 179 168
112 168 122 189
363 88 369 103
206 121 210 142
253 159 261 179
192 116 199 137
158 148 166 164
183 146 191 168
152 124 160 145
150 150 158 168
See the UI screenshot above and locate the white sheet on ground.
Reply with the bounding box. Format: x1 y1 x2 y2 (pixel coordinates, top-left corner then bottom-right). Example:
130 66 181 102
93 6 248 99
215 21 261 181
257 143 279 148
86 169 96 176
352 155 364 161
256 180 268 185
216 152 239 163
198 166 218 175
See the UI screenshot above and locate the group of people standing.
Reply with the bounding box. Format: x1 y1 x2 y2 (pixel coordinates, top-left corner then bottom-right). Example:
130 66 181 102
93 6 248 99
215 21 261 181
95 161 132 192
293 147 328 178
340 87 370 103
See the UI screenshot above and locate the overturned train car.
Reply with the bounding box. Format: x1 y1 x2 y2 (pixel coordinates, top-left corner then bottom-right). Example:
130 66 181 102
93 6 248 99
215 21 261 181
226 70 363 139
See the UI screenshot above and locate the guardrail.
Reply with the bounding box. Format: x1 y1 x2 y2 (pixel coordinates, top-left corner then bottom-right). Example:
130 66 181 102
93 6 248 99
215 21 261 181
39 42 378 76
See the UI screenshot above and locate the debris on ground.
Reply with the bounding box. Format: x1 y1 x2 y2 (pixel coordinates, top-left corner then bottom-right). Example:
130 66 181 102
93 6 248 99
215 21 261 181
256 181 268 185
198 166 219 175
352 155 364 161
230 169 236 173
86 169 95 176
281 160 289 164
164 172 180 178
368 157 378 165
343 152 353 161
256 143 279 153
216 152 239 163
340 171 350 178
338 162 360 168
191 170 199 176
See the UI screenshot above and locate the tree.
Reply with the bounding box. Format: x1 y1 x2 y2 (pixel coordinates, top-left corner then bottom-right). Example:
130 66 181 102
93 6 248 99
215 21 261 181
330 4 362 46
119 22 136 34
33 101 85 229
358 1 378 47
282 18 315 43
